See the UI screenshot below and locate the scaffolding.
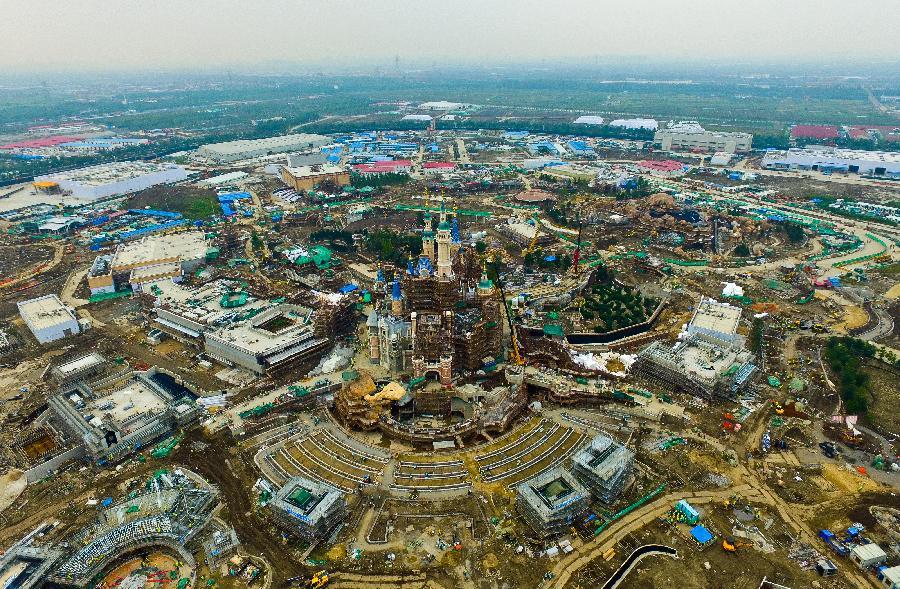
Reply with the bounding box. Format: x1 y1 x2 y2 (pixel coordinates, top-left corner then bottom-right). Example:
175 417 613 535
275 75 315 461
571 433 634 503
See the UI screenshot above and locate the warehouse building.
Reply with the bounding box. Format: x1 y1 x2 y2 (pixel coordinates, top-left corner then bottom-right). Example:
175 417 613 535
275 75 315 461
761 147 900 177
655 121 752 153
197 133 330 162
34 162 187 200
17 294 82 344
573 115 605 125
270 476 347 542
516 467 589 538
280 164 350 191
571 433 634 503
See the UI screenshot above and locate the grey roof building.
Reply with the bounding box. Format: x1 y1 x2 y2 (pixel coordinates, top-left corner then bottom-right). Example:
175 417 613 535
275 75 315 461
516 467 589 538
571 433 634 503
270 476 347 542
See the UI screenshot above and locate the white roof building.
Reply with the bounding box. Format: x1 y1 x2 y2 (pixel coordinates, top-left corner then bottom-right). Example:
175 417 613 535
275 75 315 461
573 115 605 125
655 122 752 154
761 147 900 177
417 101 469 111
196 134 330 163
687 296 743 345
17 294 81 344
34 162 187 200
880 565 900 589
609 118 658 131
401 114 432 121
850 543 887 569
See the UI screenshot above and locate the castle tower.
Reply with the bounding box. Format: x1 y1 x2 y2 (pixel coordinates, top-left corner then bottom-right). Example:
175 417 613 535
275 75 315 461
439 355 453 387
421 189 435 262
390 280 403 316
477 264 495 298
436 199 453 278
367 312 380 362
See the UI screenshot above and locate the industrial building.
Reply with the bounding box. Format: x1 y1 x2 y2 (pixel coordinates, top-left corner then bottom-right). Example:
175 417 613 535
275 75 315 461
352 160 413 176
516 467 589 538
571 433 634 503
654 121 752 153
196 133 330 162
87 231 208 294
17 294 82 344
761 147 900 177
417 101 470 111
633 297 756 400
34 162 187 200
270 476 347 542
48 364 200 462
280 164 350 191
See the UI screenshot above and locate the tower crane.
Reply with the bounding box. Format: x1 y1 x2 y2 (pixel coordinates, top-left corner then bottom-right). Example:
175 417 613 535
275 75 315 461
489 252 524 366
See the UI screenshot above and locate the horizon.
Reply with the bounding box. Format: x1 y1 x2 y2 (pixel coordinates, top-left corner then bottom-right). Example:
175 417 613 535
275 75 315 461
4 0 900 74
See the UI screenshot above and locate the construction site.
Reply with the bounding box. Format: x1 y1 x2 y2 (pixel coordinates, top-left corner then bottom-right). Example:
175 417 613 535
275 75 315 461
0 124 898 589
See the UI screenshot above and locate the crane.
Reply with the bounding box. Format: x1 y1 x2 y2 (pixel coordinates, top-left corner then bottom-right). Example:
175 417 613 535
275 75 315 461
522 212 541 257
572 213 584 274
490 253 524 366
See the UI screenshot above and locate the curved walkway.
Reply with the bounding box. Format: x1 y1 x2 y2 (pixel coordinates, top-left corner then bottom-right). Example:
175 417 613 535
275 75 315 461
601 544 677 589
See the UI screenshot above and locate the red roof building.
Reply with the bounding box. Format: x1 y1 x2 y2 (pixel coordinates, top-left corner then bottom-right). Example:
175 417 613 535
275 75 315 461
790 125 840 141
637 159 687 176
0 136 84 149
351 160 413 176
422 162 456 174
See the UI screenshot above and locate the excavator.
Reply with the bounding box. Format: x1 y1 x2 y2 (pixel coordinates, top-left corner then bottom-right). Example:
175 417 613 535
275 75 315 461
722 537 752 552
286 571 329 588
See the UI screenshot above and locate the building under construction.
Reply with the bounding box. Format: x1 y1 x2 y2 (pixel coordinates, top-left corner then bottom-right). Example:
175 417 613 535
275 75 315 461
571 433 634 503
516 467 590 538
48 363 201 463
17 469 220 588
270 476 347 542
366 201 502 386
632 297 756 400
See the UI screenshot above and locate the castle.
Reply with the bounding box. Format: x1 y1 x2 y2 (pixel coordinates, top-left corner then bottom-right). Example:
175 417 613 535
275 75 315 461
366 200 502 386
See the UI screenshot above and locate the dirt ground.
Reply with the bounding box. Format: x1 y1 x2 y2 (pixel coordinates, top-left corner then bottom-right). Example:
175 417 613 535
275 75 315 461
863 363 900 440
101 551 193 589
563 501 827 589
0 469 26 513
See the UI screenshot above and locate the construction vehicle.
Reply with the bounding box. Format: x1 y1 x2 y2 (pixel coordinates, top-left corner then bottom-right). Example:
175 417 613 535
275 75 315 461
722 537 752 552
307 571 330 588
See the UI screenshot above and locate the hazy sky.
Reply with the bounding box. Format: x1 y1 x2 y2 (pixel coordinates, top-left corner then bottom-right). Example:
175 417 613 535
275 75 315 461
4 0 899 71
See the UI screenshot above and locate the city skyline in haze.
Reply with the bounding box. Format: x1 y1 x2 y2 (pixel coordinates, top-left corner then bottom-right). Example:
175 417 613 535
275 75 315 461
3 0 900 73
